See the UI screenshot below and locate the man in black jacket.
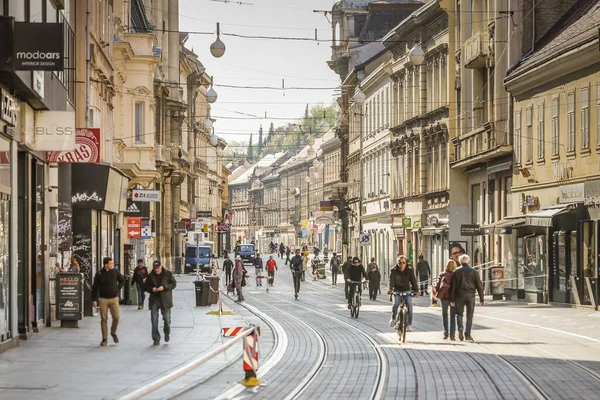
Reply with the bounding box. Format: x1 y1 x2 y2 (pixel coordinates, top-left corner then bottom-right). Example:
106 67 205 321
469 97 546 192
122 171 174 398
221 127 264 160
131 259 148 310
416 255 431 295
144 260 177 345
449 254 484 342
388 256 419 330
223 255 234 285
92 257 124 346
341 256 353 299
290 248 303 298
344 257 368 309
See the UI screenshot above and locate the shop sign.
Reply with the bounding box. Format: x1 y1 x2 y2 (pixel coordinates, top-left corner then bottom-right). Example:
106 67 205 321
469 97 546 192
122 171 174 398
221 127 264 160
217 223 229 233
518 193 539 212
584 180 600 207
460 224 481 236
393 227 405 237
559 183 585 204
315 211 335 224
124 199 150 218
413 217 422 228
127 217 142 239
320 201 334 211
47 128 101 163
33 110 75 151
197 210 212 218
132 189 160 203
0 87 17 127
141 221 151 239
402 217 412 228
14 22 64 71
56 273 83 321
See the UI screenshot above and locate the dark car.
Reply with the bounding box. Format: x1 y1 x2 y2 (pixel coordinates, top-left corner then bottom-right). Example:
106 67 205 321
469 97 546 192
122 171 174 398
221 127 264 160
235 244 255 264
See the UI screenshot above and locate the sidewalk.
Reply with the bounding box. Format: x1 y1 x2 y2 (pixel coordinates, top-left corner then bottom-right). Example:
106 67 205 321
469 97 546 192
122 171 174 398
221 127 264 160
0 275 246 400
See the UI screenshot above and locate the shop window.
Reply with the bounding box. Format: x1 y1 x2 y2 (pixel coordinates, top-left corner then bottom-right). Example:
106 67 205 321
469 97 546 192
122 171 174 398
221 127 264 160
582 222 596 303
524 235 546 292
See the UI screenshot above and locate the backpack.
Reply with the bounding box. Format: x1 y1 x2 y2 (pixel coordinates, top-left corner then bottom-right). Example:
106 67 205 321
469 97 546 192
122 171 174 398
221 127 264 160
330 257 340 272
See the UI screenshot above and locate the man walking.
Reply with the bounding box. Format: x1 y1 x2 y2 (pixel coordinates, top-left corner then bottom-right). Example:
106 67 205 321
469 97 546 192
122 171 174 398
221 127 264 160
131 259 148 309
92 257 124 347
223 255 234 285
416 255 431 295
341 256 353 299
266 255 277 286
279 243 286 259
290 248 304 299
449 254 484 342
254 252 264 286
145 260 177 345
285 246 291 265
330 252 340 285
233 256 245 302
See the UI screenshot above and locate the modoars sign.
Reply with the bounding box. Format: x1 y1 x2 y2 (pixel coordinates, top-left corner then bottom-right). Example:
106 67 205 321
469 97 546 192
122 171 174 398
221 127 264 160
14 22 64 71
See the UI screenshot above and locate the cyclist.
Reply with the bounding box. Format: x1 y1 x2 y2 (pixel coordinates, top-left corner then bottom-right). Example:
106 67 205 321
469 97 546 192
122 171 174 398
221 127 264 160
388 255 419 331
345 257 368 309
290 248 303 298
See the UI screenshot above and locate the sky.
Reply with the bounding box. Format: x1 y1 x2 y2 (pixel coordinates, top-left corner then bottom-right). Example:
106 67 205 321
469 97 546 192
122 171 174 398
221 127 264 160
179 0 340 147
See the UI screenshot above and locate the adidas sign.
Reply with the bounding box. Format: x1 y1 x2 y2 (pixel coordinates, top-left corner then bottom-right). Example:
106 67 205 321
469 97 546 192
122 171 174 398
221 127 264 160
127 203 140 214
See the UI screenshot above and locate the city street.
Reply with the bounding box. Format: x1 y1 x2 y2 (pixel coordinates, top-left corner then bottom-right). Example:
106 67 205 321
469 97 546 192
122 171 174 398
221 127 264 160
3 261 600 399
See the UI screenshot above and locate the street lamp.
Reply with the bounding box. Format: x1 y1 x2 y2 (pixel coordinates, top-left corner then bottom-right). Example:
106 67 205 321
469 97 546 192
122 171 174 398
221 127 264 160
353 88 366 106
306 135 316 146
216 148 224 157
210 23 226 58
304 176 311 183
307 147 315 157
209 130 219 146
206 76 218 104
204 117 213 130
319 110 330 134
408 43 425 66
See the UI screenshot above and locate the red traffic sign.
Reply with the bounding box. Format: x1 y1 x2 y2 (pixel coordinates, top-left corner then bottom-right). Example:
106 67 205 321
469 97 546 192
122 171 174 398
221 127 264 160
127 218 142 239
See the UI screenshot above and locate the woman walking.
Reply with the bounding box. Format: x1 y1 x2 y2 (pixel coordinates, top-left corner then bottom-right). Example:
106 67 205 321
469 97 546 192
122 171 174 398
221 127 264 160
367 258 381 300
436 259 458 340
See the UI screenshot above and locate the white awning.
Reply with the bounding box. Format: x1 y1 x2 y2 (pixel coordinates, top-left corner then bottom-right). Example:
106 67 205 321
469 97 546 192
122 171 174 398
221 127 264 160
526 206 572 227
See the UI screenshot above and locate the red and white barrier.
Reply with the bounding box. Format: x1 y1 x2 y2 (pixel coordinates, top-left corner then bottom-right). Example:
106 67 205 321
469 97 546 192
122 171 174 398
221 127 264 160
242 327 261 387
222 327 244 337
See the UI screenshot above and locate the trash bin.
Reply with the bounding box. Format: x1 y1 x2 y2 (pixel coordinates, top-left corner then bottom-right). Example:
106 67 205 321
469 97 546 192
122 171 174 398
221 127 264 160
122 276 133 305
207 276 220 305
317 263 326 279
129 279 138 306
194 280 210 307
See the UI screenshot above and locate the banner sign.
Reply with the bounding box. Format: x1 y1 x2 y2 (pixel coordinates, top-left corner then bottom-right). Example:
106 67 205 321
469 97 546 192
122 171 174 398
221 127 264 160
33 111 75 151
56 273 83 320
132 189 160 203
47 128 101 163
197 211 212 218
320 201 334 211
127 217 142 239
460 224 481 236
14 22 64 71
124 199 150 218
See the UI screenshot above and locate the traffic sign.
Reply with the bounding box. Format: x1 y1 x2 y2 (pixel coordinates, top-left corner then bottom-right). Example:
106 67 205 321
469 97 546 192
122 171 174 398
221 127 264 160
359 234 371 246
127 217 142 239
141 222 151 239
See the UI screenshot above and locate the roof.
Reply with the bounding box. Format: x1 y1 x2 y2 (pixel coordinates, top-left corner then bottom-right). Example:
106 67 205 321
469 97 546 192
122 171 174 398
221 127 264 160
280 138 325 172
509 0 600 77
228 152 288 185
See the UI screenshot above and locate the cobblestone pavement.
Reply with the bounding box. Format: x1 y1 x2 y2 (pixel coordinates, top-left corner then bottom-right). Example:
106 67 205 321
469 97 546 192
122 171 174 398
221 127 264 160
3 261 600 400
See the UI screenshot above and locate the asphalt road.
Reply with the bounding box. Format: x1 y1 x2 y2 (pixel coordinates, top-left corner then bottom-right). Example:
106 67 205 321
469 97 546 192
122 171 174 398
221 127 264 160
169 261 600 400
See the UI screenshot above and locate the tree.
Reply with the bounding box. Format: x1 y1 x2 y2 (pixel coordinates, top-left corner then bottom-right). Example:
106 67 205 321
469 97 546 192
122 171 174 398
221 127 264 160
247 133 254 161
257 125 264 156
267 122 275 144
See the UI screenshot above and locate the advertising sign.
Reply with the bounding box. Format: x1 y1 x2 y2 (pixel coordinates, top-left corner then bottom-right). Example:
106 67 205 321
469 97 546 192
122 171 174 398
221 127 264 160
402 218 412 228
460 224 481 236
559 183 585 204
32 111 75 151
47 128 101 163
14 22 64 71
56 273 83 320
127 217 142 239
132 189 160 202
197 210 212 218
124 199 150 218
320 201 334 211
141 221 151 240
0 87 17 127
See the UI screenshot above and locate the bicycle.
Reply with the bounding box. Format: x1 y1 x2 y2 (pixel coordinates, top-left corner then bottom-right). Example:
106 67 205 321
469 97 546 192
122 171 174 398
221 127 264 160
291 270 301 300
348 281 363 318
390 291 415 343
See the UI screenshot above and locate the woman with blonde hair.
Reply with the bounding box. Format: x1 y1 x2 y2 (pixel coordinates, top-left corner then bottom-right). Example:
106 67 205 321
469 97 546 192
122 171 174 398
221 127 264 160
435 259 458 340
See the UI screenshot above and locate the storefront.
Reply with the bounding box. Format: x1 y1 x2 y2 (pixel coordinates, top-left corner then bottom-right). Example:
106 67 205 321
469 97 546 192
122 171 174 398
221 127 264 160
582 180 600 308
71 164 128 316
0 126 15 346
422 212 449 278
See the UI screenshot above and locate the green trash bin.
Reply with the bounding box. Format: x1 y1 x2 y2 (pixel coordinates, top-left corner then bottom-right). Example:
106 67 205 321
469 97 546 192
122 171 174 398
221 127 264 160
129 279 138 306
317 263 326 279
207 276 220 305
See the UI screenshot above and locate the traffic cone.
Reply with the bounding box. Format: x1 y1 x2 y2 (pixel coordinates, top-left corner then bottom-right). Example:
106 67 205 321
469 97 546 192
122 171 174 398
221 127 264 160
242 329 261 387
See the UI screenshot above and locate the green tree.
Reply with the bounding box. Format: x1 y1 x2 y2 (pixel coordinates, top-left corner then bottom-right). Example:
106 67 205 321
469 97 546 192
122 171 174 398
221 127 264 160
257 125 264 156
247 133 254 161
267 122 275 144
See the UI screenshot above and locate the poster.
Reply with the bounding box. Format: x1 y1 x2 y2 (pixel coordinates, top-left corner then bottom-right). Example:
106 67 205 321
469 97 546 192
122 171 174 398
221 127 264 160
56 273 83 320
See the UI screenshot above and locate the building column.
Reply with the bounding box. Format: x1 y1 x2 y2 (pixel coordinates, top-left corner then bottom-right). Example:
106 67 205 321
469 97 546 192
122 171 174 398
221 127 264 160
163 176 172 269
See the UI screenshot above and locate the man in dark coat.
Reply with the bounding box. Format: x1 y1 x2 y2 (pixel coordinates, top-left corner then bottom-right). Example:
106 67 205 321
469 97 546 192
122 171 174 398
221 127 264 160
416 255 431 295
290 249 304 298
145 260 177 345
344 257 368 309
341 256 353 299
449 254 484 342
223 255 234 285
131 259 148 309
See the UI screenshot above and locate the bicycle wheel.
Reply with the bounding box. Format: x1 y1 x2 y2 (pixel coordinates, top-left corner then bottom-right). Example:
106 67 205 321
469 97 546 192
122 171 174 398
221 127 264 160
350 303 355 317
397 309 404 341
401 309 408 343
354 294 360 318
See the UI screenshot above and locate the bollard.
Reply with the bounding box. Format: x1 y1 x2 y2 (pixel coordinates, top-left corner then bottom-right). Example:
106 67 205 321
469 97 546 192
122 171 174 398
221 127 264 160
242 327 261 387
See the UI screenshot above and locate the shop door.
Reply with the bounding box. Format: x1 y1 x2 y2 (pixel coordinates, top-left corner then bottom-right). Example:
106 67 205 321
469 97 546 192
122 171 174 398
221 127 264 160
578 222 597 307
552 231 571 303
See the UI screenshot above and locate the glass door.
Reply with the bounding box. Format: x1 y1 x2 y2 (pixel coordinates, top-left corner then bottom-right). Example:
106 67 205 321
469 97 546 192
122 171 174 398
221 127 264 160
580 222 597 306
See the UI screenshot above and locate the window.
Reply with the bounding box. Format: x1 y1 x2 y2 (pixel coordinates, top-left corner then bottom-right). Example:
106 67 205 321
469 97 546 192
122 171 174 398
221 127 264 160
515 111 521 165
134 102 144 143
537 103 544 159
567 92 575 152
581 87 589 149
552 98 559 156
526 106 533 163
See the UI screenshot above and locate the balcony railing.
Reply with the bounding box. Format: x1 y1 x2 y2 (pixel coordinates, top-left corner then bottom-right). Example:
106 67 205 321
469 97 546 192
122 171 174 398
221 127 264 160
451 125 512 167
464 30 489 69
155 145 172 164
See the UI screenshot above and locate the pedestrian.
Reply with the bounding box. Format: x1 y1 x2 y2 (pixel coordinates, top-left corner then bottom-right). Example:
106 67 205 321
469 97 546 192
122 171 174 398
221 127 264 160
367 259 381 301
67 256 81 273
92 257 124 347
313 245 320 257
330 252 340 285
416 255 431 295
233 255 245 302
267 255 277 286
344 257 368 309
436 259 458 340
144 260 177 345
132 259 149 309
279 243 285 259
341 256 353 299
301 246 309 281
449 254 484 342
285 246 291 265
290 248 303 298
223 254 234 285
254 252 264 286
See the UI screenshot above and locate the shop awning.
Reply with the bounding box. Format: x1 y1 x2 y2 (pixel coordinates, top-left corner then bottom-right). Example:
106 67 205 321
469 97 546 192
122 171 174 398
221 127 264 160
526 206 573 227
421 225 448 236
482 216 526 233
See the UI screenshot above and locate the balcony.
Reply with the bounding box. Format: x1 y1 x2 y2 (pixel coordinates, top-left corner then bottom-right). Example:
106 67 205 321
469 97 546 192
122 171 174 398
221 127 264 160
451 124 513 169
155 145 172 165
464 31 489 69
